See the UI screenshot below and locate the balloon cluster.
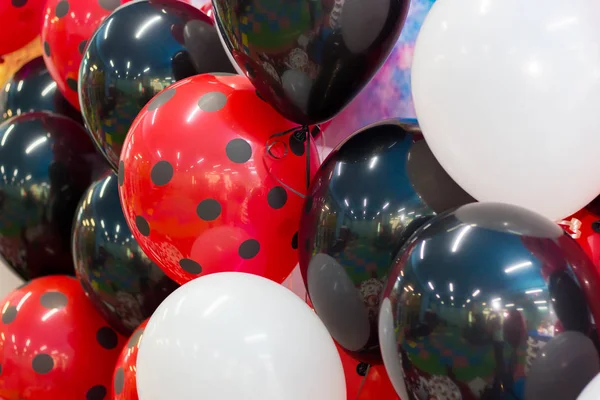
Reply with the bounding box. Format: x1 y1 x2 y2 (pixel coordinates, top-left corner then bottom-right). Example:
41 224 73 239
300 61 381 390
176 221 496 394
1 0 600 399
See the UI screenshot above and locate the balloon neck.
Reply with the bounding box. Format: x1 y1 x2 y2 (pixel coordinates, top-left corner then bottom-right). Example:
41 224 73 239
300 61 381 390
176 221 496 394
557 217 582 239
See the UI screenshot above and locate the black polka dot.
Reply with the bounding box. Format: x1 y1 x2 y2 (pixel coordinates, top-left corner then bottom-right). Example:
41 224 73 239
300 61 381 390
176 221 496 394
118 161 125 187
256 90 265 101
128 328 144 348
179 258 202 274
304 196 313 213
2 305 17 324
196 199 221 221
239 239 260 259
96 327 119 350
291 232 298 249
289 135 305 157
135 216 150 236
98 0 120 11
0 363 2 374
356 362 369 376
225 139 252 164
114 367 125 395
78 40 87 55
592 221 600 234
12 0 28 7
212 72 236 76
267 186 287 209
147 88 176 111
40 291 68 309
151 161 173 186
55 1 69 18
86 385 107 400
32 354 54 374
43 41 51 57
197 92 227 112
66 78 77 91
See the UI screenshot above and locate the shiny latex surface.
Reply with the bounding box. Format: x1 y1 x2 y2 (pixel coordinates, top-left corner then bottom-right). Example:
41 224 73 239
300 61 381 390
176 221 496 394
79 0 236 171
0 275 126 399
0 112 104 281
0 57 81 123
379 202 600 400
299 120 474 363
73 174 179 335
212 0 410 125
118 74 319 286
568 208 600 271
112 319 147 400
0 0 45 56
42 0 127 111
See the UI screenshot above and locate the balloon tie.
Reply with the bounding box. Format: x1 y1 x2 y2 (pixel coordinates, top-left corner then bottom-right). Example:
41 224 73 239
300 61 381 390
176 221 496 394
557 217 582 239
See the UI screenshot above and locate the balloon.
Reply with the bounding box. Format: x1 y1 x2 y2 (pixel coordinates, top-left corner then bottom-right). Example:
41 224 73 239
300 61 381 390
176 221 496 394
411 0 600 221
0 275 126 398
321 0 436 148
0 0 45 56
378 202 600 400
579 373 600 400
0 36 43 89
565 208 600 270
0 57 81 123
112 319 147 400
199 1 213 20
118 74 319 286
525 331 599 400
79 0 235 172
212 0 410 125
73 173 179 335
299 119 474 363
136 272 346 400
41 0 127 111
0 112 104 281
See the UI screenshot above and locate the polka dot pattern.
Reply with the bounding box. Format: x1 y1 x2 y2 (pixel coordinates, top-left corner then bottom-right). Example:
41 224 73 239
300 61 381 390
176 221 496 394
239 239 260 259
196 199 221 221
118 161 125 187
2 305 17 324
592 221 600 234
32 354 54 374
291 232 298 250
12 0 28 7
180 258 202 275
78 40 87 55
86 385 107 400
98 0 120 11
114 367 125 395
135 216 150 237
66 78 77 91
151 161 173 186
147 88 176 111
55 1 69 18
96 326 119 349
268 186 287 209
43 41 51 57
40 291 68 309
212 72 236 77
356 362 369 376
197 92 227 112
289 134 305 157
304 196 313 213
226 139 252 164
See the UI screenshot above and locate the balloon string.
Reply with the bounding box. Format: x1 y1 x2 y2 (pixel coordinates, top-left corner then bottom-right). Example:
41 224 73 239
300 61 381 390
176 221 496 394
355 364 371 400
557 217 582 239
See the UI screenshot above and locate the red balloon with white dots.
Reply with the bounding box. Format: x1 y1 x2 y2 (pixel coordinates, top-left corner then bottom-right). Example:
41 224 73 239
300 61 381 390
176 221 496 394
41 0 129 110
118 73 319 286
0 0 46 56
112 319 147 400
0 276 126 399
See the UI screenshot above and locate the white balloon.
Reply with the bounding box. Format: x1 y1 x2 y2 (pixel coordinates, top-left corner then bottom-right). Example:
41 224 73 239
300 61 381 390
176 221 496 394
136 272 346 400
411 0 600 221
579 373 600 400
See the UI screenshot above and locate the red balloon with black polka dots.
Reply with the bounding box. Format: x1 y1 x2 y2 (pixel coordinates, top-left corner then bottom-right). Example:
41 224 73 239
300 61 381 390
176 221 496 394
41 0 130 110
0 276 126 399
0 0 46 56
112 319 147 400
118 73 320 286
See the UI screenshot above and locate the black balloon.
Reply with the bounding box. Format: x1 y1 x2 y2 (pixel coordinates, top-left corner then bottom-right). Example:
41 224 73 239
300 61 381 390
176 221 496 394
79 0 236 171
73 173 179 335
0 57 81 123
212 0 410 125
299 119 474 363
379 202 600 400
0 112 104 280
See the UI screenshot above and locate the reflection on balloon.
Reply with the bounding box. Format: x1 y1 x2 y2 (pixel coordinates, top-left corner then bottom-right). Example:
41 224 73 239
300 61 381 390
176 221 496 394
300 120 474 363
79 0 235 171
0 112 104 281
73 173 179 335
379 202 600 399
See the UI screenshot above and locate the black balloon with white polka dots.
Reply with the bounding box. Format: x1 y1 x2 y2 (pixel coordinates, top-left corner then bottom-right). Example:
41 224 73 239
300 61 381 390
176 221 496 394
118 73 320 286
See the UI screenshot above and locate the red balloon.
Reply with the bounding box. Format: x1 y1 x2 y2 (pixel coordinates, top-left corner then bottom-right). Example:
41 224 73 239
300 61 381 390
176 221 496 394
112 319 147 400
199 1 214 21
0 0 45 56
41 0 128 110
568 208 600 269
0 276 126 398
119 73 319 286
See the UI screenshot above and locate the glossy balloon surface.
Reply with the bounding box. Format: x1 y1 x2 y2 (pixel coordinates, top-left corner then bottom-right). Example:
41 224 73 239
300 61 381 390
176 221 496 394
0 0 45 56
80 0 235 171
299 120 474 363
379 202 600 400
0 276 126 398
73 174 178 335
568 208 600 270
112 319 147 400
42 0 127 110
119 74 319 286
212 0 410 125
0 57 81 123
0 112 104 281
